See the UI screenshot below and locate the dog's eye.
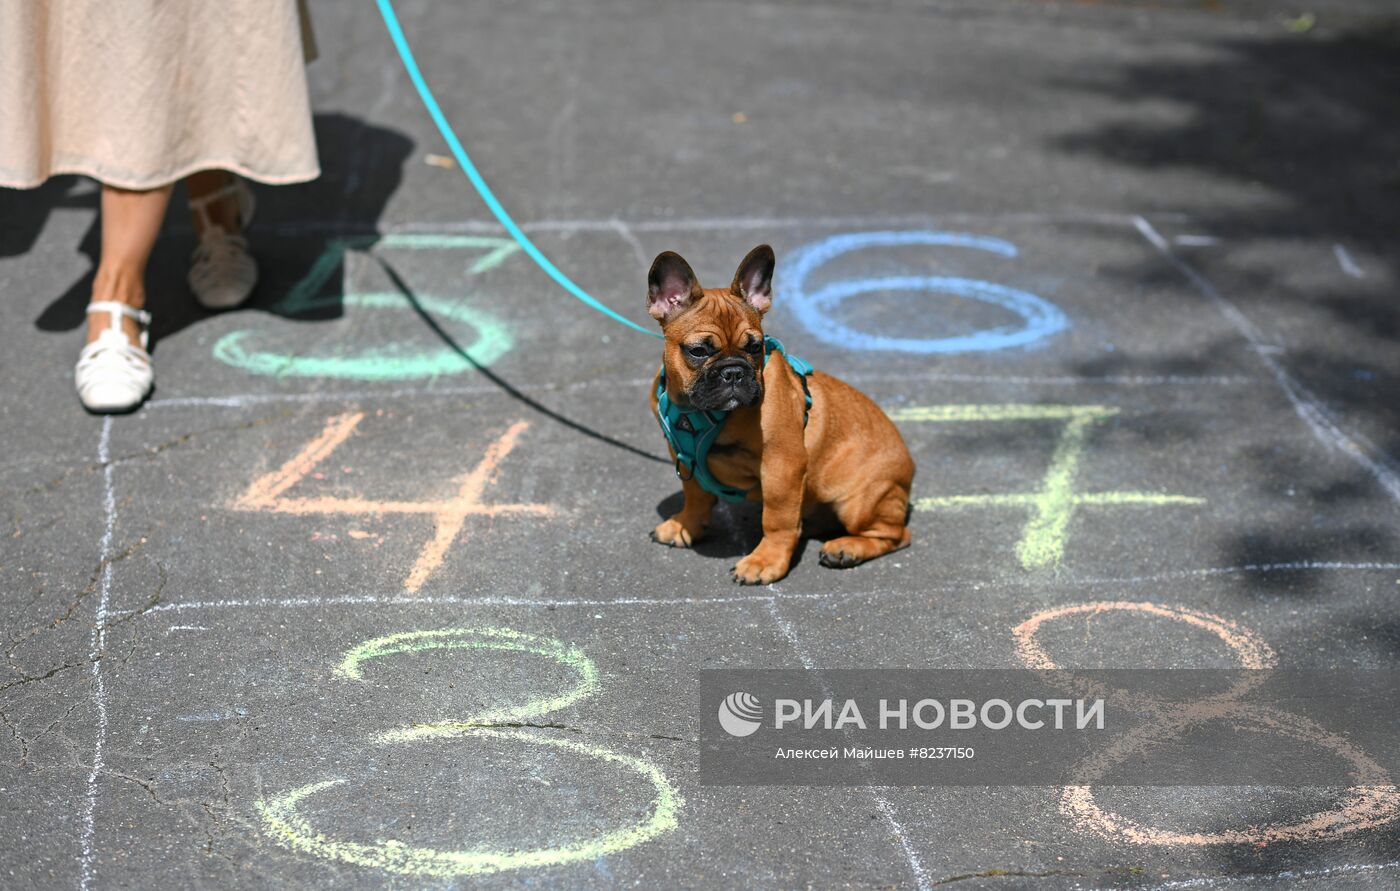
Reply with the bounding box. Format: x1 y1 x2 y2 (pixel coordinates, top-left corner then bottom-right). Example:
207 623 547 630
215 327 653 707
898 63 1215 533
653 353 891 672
686 344 712 360
742 339 763 354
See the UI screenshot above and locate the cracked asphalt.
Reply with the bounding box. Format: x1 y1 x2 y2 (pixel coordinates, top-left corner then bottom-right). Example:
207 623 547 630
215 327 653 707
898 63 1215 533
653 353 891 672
3 1 1400 888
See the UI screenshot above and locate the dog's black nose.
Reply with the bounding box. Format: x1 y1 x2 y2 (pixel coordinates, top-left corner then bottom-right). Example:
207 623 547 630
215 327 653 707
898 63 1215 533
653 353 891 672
719 364 748 384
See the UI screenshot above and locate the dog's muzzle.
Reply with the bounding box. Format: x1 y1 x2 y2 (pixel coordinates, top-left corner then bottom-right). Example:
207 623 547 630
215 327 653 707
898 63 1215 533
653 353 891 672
690 358 761 411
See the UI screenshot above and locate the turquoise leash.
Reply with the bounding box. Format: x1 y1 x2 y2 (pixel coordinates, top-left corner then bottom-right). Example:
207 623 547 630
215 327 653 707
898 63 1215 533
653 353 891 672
376 2 822 487
373 0 661 340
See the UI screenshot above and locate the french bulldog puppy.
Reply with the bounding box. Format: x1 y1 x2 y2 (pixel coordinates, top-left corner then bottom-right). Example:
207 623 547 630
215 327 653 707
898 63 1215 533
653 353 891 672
648 245 915 584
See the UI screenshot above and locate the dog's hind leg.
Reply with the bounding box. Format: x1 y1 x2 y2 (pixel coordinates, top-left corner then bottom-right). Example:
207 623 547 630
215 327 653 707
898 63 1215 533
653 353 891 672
819 482 911 568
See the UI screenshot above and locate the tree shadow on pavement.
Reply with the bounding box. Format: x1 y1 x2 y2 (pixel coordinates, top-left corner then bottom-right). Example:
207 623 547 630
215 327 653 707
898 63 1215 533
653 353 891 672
1051 16 1400 870
1055 17 1400 593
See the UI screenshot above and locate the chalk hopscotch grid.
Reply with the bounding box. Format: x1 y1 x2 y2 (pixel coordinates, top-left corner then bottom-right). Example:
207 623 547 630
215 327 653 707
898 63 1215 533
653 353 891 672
75 213 1400 888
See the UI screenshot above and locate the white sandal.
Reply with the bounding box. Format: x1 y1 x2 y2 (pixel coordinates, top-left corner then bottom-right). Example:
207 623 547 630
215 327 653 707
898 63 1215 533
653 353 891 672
75 302 154 413
188 178 258 310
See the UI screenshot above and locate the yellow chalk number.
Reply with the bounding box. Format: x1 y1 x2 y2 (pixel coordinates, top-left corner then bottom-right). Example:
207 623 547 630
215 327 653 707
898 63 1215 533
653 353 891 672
256 627 682 877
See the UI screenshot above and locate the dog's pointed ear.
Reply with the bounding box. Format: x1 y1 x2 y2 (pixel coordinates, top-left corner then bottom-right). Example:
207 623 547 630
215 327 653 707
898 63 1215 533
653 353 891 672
647 251 702 323
731 244 775 314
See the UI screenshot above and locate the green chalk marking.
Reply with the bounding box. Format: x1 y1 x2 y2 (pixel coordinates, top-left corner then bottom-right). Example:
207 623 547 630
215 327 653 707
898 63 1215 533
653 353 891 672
257 627 682 877
378 234 521 276
1074 492 1205 506
888 404 1117 423
336 626 580 679
337 627 598 731
212 292 512 380
212 235 521 380
256 730 682 878
916 493 1204 509
895 404 1204 568
277 235 522 317
1018 410 1100 567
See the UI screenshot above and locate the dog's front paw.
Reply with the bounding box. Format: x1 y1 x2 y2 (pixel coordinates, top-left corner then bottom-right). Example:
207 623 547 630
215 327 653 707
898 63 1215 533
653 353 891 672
651 517 701 548
732 550 791 585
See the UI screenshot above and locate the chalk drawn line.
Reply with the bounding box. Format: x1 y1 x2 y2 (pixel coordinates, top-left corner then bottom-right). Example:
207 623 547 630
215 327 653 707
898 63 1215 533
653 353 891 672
79 417 116 891
141 369 1259 412
1333 243 1365 279
1134 216 1400 508
766 601 932 891
119 560 1400 621
255 210 1193 238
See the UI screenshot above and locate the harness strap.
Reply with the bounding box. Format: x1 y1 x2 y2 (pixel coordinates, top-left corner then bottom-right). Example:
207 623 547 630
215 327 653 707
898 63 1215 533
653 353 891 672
655 335 814 503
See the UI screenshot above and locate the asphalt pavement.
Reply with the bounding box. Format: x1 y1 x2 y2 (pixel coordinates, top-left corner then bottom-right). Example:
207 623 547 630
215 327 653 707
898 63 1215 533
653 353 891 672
3 1 1400 888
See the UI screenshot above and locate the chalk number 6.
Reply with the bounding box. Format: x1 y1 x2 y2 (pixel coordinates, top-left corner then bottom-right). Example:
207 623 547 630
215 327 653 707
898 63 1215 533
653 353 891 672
785 230 1068 354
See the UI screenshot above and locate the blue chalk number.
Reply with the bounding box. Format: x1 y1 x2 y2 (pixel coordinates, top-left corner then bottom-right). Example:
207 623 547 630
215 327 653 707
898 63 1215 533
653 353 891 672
783 231 1068 354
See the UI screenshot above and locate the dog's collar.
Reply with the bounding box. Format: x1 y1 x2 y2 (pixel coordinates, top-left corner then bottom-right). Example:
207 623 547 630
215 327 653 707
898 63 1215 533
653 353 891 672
655 335 813 503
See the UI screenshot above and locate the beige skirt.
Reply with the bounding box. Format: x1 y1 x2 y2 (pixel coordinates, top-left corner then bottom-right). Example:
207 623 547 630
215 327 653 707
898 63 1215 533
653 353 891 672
0 0 320 190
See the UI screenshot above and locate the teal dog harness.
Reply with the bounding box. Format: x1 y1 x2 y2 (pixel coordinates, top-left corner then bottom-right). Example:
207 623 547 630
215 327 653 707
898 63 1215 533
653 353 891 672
655 335 814 503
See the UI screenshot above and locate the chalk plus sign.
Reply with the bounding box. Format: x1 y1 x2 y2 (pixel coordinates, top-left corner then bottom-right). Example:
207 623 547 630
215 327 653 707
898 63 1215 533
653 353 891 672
888 404 1203 568
233 412 556 591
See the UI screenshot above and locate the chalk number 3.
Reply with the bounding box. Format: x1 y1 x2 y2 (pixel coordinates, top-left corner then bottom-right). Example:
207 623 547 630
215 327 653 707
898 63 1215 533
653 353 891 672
256 628 682 877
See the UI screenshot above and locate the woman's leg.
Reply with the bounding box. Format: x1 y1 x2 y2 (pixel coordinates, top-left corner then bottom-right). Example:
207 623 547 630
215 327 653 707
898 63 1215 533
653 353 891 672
87 183 173 344
184 169 258 309
185 169 240 236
